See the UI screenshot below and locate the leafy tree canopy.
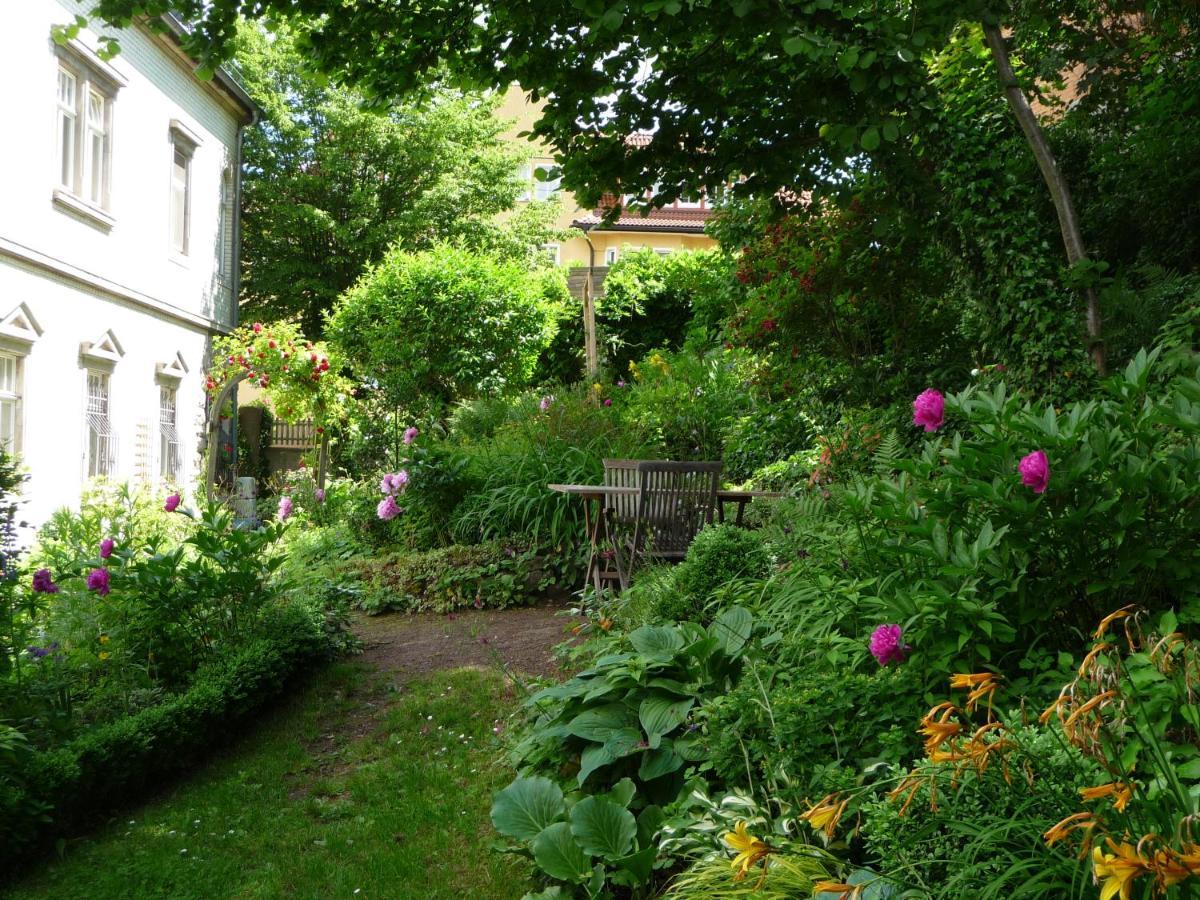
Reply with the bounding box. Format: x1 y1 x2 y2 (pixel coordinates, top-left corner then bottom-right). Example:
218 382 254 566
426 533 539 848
230 23 564 335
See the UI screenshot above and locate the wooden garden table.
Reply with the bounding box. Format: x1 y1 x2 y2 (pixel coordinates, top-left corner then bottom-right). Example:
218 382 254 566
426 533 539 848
547 483 785 594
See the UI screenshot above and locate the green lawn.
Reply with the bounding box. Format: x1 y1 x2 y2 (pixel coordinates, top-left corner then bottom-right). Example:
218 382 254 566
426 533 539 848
8 663 533 899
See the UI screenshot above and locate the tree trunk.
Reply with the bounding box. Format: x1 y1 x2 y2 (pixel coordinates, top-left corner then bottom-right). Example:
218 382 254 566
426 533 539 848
982 23 1106 376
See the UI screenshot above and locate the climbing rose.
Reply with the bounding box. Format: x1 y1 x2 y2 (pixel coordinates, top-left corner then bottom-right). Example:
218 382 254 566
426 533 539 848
376 495 401 521
278 496 294 521
164 493 181 513
87 567 111 596
869 624 908 666
32 568 58 594
314 488 326 503
403 426 419 445
1019 450 1050 494
99 538 114 559
912 389 945 432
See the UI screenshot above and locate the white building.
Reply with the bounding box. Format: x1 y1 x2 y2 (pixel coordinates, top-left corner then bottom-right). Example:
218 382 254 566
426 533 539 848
0 2 255 527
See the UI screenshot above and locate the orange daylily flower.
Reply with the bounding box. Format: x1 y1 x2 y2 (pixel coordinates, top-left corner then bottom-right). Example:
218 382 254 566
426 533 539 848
801 793 849 841
1044 812 1095 847
1080 782 1133 812
1078 643 1112 679
1094 605 1135 640
812 882 863 898
949 672 999 712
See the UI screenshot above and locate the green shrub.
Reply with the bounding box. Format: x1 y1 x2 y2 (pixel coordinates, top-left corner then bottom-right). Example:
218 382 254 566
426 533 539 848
707 658 924 794
860 724 1097 897
351 540 575 614
653 525 771 624
0 605 327 873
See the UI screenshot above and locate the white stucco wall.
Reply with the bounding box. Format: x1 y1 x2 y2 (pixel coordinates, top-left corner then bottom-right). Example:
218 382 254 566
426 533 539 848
0 0 251 528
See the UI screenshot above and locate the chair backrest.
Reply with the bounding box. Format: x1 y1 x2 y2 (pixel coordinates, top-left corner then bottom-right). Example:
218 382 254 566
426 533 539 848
634 461 722 555
603 458 642 523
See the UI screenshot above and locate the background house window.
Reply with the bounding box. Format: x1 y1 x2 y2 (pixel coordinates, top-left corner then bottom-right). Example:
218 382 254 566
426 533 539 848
170 143 192 256
676 195 703 209
85 371 115 478
516 162 532 202
158 385 180 481
540 243 560 265
217 168 232 278
604 247 618 265
654 248 674 257
533 164 561 201
55 63 114 209
0 354 21 452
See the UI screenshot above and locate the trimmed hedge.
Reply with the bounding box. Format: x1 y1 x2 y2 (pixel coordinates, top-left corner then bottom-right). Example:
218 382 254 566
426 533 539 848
0 605 327 874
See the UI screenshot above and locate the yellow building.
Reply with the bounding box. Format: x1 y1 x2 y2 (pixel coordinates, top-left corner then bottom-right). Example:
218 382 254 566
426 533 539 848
496 87 718 279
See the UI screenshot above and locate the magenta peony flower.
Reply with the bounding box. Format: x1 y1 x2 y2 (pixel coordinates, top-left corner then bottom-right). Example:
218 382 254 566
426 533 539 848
278 496 294 521
164 493 181 513
403 426 419 445
99 538 114 559
603 398 612 407
539 395 555 412
87 567 111 596
377 495 402 521
32 568 59 594
869 624 908 666
912 389 945 432
1019 449 1050 494
314 488 326 503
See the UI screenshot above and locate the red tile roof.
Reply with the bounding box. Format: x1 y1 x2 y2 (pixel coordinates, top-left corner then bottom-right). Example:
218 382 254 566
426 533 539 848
573 194 712 234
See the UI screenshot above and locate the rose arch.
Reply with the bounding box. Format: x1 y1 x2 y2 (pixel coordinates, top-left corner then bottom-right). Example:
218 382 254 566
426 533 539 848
203 322 348 501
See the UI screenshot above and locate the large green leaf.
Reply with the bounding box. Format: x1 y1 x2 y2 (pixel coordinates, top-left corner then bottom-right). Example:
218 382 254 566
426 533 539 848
629 625 685 658
578 742 616 786
570 796 637 860
566 704 637 742
709 606 753 656
491 776 565 840
532 822 592 883
613 845 658 884
639 694 693 747
637 744 684 780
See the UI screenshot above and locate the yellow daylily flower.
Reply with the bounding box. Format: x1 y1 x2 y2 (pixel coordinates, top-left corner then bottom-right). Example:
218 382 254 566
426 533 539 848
1092 840 1149 900
723 821 772 882
800 793 848 841
98 651 111 661
98 634 110 644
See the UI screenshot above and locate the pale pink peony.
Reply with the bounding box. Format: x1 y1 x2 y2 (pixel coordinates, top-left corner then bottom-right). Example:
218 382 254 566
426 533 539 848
912 389 945 432
869 624 908 666
314 488 326 503
1018 449 1050 494
377 495 402 521
278 496 294 521
403 426 419 445
540 395 555 412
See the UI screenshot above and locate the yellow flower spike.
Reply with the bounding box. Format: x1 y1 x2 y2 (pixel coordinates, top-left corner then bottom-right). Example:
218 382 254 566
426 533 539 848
1092 839 1150 900
591 382 602 393
1043 812 1095 847
1094 605 1136 640
801 793 848 841
723 821 772 882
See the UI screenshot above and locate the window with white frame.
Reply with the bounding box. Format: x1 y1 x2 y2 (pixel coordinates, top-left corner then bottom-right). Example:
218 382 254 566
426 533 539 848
216 167 232 279
533 164 561 201
158 385 180 481
654 248 674 257
604 247 618 265
516 162 532 202
54 58 117 211
169 141 193 256
85 371 115 478
0 354 21 453
540 243 560 265
676 194 703 209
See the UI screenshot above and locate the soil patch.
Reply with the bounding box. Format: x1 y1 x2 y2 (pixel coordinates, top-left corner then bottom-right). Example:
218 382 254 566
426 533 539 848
353 598 576 683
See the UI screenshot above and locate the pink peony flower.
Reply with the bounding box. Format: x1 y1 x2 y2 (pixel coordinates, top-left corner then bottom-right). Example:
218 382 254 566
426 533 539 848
403 426 419 445
278 496 294 521
99 538 114 559
1018 449 1050 494
314 488 326 503
376 495 402 521
603 398 612 407
869 624 908 666
380 471 410 494
87 567 111 596
912 389 945 432
164 493 181 513
540 395 555 412
32 568 59 594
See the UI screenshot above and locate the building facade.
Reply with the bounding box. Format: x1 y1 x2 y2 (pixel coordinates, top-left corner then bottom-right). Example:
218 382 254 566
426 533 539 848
497 88 718 275
0 1 254 527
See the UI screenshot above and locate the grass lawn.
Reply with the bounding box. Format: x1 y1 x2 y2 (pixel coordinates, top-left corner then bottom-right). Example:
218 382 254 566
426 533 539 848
7 663 534 899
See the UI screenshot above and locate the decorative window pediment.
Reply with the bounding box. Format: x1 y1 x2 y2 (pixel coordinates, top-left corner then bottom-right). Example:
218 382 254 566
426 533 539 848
156 351 189 383
0 303 43 354
80 328 124 370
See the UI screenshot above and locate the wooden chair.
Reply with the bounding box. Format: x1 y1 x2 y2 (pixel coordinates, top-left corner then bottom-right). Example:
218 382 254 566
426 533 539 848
594 459 642 591
615 460 722 589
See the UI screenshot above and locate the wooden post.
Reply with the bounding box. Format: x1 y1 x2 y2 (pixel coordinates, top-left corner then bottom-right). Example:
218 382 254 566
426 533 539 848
582 228 600 381
205 372 247 502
